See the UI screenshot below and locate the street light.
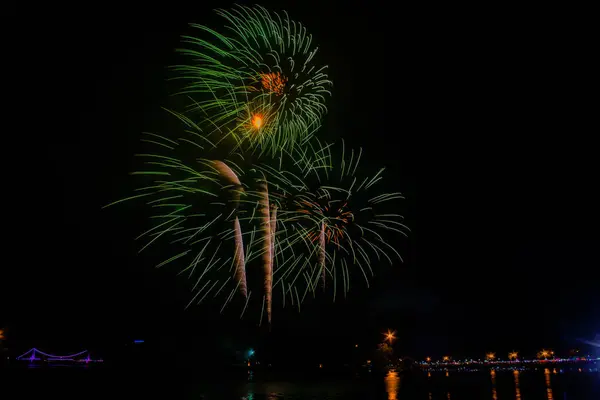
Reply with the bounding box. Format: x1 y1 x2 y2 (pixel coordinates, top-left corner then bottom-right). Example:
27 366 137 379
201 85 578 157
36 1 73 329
384 329 397 343
538 349 551 359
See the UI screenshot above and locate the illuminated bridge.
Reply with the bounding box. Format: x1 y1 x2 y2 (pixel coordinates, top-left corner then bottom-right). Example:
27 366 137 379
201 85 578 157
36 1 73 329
15 348 103 364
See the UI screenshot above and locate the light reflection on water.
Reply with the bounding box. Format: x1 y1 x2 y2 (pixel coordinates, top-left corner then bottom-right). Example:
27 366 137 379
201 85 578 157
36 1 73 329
513 370 521 400
490 370 498 400
201 368 599 399
384 371 399 400
417 369 598 400
544 368 554 400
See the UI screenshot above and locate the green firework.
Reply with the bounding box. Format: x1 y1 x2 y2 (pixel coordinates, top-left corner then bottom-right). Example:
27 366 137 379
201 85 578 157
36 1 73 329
172 4 332 156
103 124 325 321
105 125 407 319
259 140 409 304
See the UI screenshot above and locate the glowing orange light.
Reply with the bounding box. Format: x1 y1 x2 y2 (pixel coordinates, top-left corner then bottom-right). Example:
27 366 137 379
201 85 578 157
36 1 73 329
260 72 287 95
538 349 551 359
319 363 323 368
486 352 496 361
508 351 519 360
384 329 396 343
384 371 399 400
251 114 264 130
0 329 4 340
425 357 431 362
442 356 450 362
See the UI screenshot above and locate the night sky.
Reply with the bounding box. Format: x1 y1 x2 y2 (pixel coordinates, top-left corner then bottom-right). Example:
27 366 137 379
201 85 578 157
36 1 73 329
4 2 598 364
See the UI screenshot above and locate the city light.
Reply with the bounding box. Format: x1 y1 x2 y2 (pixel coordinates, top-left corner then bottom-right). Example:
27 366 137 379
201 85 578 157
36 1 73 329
509 351 519 360
538 349 551 359
15 348 103 363
486 352 496 361
384 329 397 343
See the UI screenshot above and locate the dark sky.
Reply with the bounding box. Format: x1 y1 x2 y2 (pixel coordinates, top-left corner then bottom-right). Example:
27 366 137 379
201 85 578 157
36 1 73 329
4 2 598 363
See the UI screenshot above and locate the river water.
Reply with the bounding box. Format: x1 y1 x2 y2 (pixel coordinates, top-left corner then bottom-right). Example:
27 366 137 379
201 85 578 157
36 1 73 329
4 367 600 399
402 368 600 399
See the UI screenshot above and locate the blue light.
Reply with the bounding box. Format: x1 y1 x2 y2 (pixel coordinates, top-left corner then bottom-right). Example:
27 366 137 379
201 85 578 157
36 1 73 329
134 340 144 344
248 349 255 356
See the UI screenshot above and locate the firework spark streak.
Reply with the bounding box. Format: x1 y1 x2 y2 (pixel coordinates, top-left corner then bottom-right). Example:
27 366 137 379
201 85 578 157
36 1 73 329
172 4 332 155
319 221 326 288
211 160 247 297
270 204 278 272
232 216 247 298
104 0 408 319
212 160 242 201
257 174 273 323
259 140 408 303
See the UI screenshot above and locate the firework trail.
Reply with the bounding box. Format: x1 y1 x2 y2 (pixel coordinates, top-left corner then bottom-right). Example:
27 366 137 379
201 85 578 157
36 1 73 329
256 174 273 323
232 216 247 297
172 4 332 155
103 5 409 321
270 204 278 274
318 221 326 288
212 160 243 202
212 160 247 297
258 140 409 304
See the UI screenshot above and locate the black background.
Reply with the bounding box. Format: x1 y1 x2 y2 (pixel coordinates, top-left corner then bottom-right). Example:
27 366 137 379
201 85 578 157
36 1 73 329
3 1 598 364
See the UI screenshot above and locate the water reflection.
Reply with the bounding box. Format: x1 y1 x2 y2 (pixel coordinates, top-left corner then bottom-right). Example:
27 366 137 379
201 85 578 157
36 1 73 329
544 368 554 400
490 370 498 400
384 371 400 400
513 370 521 400
245 382 254 400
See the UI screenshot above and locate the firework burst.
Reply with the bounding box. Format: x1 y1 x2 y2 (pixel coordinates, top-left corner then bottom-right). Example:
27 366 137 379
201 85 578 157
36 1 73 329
105 128 407 322
172 4 332 155
257 140 409 304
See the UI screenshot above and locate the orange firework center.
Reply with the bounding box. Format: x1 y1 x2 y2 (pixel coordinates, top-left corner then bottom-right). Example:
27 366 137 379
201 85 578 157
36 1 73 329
306 224 345 245
260 72 287 95
300 200 354 246
251 114 264 130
